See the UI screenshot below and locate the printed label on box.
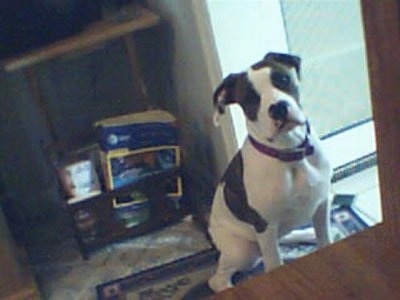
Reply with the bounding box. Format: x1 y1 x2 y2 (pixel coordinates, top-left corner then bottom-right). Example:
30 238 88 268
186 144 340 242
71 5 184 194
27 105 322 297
102 146 182 197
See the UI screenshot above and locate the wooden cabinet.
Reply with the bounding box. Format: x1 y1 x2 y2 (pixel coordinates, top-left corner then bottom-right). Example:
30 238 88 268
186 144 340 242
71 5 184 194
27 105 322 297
0 206 41 299
211 225 400 300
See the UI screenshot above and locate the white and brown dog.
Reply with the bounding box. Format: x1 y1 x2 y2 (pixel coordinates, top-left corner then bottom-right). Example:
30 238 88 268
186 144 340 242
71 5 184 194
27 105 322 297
208 53 332 292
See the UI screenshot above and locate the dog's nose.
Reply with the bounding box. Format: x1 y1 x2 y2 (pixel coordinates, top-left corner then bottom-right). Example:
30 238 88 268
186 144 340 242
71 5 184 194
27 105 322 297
269 100 289 121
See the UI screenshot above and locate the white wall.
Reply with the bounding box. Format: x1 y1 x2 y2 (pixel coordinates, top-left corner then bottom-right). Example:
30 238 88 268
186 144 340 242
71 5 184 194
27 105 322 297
146 0 237 210
205 0 375 170
206 0 288 146
206 0 288 76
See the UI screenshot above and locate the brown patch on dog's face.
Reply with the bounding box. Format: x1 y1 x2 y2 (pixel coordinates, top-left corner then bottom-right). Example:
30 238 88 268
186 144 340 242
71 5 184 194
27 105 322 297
234 76 261 121
213 73 261 122
251 54 301 102
213 53 303 141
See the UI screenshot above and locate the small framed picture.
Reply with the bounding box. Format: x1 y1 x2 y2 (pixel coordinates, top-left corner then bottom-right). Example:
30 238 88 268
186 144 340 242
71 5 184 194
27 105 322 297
58 158 101 203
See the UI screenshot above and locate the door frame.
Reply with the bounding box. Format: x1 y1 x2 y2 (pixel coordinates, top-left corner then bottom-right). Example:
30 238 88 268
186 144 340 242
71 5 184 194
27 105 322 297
361 0 400 243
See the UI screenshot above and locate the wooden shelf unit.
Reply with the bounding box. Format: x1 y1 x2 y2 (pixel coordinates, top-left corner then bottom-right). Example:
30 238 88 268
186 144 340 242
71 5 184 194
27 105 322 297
0 6 160 72
68 168 184 259
0 6 161 143
0 5 186 260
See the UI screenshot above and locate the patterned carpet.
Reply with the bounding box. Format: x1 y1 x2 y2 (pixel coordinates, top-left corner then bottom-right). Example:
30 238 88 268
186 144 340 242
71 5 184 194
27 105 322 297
96 204 368 300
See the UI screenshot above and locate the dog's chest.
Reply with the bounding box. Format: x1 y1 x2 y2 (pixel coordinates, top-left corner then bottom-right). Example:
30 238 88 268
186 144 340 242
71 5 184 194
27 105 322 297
285 163 325 211
213 138 330 238
243 147 328 225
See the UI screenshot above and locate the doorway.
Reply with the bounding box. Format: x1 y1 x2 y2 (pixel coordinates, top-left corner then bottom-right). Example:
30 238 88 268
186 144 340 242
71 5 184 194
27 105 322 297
206 0 374 168
205 0 380 224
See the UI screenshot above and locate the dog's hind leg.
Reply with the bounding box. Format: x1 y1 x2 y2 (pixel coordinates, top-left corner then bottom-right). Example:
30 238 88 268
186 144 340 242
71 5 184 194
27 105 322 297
208 232 259 292
208 253 237 292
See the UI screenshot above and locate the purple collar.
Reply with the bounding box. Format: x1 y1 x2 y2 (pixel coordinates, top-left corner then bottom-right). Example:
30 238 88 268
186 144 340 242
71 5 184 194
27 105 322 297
248 122 314 162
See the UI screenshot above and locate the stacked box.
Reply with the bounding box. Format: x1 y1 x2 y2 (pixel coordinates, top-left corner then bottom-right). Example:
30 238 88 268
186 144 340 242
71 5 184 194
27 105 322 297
95 110 179 152
99 145 182 197
95 110 183 222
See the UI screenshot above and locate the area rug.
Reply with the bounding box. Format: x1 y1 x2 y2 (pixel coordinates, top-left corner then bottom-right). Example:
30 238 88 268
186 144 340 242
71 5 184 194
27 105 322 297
96 203 368 300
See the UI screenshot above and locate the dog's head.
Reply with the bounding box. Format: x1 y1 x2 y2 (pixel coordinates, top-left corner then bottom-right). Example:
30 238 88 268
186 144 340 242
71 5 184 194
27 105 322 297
214 53 307 146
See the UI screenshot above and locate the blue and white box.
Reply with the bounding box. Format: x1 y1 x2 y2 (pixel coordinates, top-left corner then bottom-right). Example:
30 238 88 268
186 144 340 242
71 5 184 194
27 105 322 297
95 110 179 151
95 110 183 203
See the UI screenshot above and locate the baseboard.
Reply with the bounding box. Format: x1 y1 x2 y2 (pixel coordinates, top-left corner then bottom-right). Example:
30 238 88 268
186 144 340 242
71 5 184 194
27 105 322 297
321 119 376 171
332 152 377 183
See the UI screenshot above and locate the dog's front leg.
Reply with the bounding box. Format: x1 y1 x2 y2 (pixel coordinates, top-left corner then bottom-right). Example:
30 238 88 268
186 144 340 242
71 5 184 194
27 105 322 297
312 198 332 248
256 225 282 272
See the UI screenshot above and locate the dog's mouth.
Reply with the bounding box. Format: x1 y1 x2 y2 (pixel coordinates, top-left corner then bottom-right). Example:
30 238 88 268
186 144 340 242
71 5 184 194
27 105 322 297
267 118 306 142
274 117 305 131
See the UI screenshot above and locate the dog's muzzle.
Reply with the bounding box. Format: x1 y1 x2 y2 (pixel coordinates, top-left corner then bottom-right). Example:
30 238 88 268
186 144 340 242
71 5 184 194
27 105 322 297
268 100 289 121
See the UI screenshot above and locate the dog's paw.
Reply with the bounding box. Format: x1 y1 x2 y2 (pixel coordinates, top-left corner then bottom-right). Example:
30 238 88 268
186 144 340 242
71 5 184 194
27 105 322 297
208 275 233 293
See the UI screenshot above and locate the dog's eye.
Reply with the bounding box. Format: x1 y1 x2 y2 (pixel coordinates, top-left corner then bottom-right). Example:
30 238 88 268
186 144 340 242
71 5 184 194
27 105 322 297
271 72 291 90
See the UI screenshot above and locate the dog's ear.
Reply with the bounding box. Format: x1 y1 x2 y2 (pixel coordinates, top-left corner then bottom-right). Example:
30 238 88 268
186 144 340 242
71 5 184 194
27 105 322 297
264 52 301 78
213 72 245 126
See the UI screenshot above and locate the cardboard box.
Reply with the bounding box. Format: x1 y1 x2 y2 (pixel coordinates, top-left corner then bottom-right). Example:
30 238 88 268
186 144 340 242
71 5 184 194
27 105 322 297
101 145 182 198
95 110 179 152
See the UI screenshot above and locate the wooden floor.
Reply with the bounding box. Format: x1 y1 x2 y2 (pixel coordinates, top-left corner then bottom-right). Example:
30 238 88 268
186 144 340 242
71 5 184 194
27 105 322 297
212 224 400 300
